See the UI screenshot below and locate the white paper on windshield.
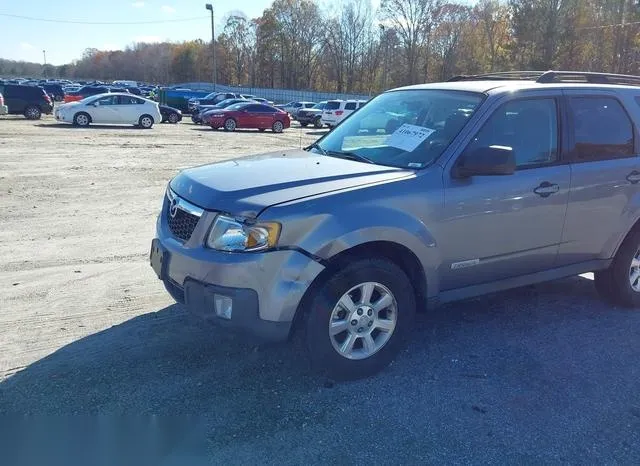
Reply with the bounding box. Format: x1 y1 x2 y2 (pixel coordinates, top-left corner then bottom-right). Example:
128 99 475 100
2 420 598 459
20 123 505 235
387 124 436 152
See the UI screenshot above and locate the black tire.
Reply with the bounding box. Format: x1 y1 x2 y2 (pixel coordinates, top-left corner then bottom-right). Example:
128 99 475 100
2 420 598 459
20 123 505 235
168 113 180 124
258 128 266 132
314 117 323 129
138 114 154 129
73 112 91 127
272 120 284 133
24 105 42 120
303 258 416 380
223 118 237 132
595 228 640 307
300 122 308 127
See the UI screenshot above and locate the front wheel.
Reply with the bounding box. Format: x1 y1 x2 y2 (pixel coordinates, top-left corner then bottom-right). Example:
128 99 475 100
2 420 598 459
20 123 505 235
314 117 323 129
272 120 284 133
303 258 416 380
223 118 236 132
138 114 154 129
168 113 180 124
595 229 640 307
300 122 308 127
73 112 90 127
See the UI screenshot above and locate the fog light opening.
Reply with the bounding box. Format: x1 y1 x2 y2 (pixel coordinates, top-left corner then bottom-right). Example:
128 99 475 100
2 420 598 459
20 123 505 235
214 294 233 320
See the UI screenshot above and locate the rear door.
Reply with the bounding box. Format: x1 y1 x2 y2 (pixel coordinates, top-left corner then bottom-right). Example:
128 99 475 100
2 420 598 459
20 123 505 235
240 104 265 127
2 85 25 113
557 90 640 265
115 95 144 123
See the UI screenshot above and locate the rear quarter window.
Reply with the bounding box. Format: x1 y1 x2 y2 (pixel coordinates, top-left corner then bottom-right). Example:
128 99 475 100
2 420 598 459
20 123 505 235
345 102 357 110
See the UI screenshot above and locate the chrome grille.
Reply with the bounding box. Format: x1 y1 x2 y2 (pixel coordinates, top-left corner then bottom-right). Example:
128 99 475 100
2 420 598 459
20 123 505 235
166 189 203 242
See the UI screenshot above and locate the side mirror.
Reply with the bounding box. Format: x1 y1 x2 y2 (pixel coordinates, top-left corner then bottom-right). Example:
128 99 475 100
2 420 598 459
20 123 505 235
453 145 516 178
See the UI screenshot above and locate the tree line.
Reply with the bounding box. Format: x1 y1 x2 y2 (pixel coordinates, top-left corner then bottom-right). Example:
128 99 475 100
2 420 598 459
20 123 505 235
2 0 640 94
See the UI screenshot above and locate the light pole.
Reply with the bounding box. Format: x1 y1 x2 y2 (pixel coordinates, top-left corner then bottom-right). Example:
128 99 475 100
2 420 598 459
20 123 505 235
379 25 387 90
42 50 47 79
205 3 216 90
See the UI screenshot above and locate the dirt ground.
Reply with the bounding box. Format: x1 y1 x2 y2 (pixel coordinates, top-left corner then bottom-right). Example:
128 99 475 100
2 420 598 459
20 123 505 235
1 114 639 464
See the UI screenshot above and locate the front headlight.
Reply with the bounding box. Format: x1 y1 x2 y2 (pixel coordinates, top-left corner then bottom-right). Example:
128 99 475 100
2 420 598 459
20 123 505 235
210 113 225 118
206 215 281 252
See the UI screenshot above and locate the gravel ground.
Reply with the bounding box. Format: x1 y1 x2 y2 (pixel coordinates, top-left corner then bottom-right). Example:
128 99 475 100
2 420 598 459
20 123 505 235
0 114 639 465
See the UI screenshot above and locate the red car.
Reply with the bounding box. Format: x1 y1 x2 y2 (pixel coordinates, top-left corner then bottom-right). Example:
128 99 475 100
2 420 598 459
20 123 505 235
203 102 291 133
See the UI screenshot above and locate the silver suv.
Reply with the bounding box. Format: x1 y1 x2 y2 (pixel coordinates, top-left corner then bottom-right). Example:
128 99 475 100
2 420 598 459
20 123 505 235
151 71 640 380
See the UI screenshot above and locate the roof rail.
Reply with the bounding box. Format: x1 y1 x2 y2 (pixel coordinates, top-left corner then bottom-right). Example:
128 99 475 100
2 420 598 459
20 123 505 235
447 71 549 82
536 71 640 85
447 70 640 87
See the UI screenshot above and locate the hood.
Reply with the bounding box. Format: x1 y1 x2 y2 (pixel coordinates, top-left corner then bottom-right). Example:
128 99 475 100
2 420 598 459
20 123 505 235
169 149 412 216
59 101 83 110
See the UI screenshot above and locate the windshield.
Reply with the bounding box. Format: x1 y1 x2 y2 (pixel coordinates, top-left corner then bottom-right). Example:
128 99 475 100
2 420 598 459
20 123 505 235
310 90 483 169
313 102 326 109
204 92 218 99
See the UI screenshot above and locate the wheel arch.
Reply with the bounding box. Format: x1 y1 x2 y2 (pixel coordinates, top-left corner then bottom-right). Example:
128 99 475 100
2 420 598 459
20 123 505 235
289 240 428 340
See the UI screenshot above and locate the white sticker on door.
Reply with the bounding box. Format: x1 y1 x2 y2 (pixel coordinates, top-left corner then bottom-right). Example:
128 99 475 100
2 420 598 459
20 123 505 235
386 124 436 152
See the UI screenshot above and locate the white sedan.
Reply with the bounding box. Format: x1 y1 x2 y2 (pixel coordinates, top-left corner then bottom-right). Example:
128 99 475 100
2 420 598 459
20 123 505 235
54 93 163 128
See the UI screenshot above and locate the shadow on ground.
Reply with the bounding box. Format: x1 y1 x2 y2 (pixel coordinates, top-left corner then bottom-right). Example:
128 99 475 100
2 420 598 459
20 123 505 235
1 277 639 464
36 123 144 130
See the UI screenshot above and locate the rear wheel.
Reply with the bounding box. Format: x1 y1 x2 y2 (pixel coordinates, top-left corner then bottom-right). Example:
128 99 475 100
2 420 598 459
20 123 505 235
139 114 154 129
223 118 237 132
272 120 284 133
314 117 323 129
24 106 41 120
168 112 180 124
595 228 640 307
303 258 416 380
300 122 308 127
73 112 90 127
258 128 266 132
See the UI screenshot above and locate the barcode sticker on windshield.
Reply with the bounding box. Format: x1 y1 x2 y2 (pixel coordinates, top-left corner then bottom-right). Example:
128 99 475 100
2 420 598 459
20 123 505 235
387 124 436 152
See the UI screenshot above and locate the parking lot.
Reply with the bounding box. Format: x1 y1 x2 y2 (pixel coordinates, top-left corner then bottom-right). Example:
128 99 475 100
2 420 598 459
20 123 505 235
1 114 639 464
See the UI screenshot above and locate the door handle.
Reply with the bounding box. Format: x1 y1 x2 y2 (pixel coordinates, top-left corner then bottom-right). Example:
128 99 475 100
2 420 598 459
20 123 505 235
533 181 560 198
626 170 640 184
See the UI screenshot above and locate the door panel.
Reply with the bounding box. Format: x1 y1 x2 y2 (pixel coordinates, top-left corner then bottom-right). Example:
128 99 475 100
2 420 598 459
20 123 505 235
439 94 570 290
557 91 640 265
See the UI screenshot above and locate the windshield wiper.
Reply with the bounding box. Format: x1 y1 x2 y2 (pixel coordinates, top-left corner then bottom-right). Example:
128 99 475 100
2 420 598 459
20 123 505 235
306 142 327 155
326 150 375 164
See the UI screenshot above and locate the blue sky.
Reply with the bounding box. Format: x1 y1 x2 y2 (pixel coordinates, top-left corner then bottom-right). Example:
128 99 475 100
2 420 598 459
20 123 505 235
2 0 375 65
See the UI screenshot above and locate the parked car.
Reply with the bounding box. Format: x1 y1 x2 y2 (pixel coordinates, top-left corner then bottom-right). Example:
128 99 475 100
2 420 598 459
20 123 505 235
159 104 182 124
252 97 275 105
202 102 290 132
296 101 328 128
64 85 109 103
0 83 53 119
150 70 640 380
54 93 162 128
41 83 65 102
277 101 316 118
321 99 367 128
187 92 240 113
192 98 252 124
0 92 7 115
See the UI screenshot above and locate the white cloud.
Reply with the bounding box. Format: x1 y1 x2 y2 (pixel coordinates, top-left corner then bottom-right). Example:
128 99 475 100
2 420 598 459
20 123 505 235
160 5 176 14
131 1 145 7
133 35 162 43
20 42 34 50
102 43 121 51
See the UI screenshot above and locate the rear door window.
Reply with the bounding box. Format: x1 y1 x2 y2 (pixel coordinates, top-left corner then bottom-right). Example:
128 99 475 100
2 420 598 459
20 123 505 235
345 102 357 111
570 97 634 161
